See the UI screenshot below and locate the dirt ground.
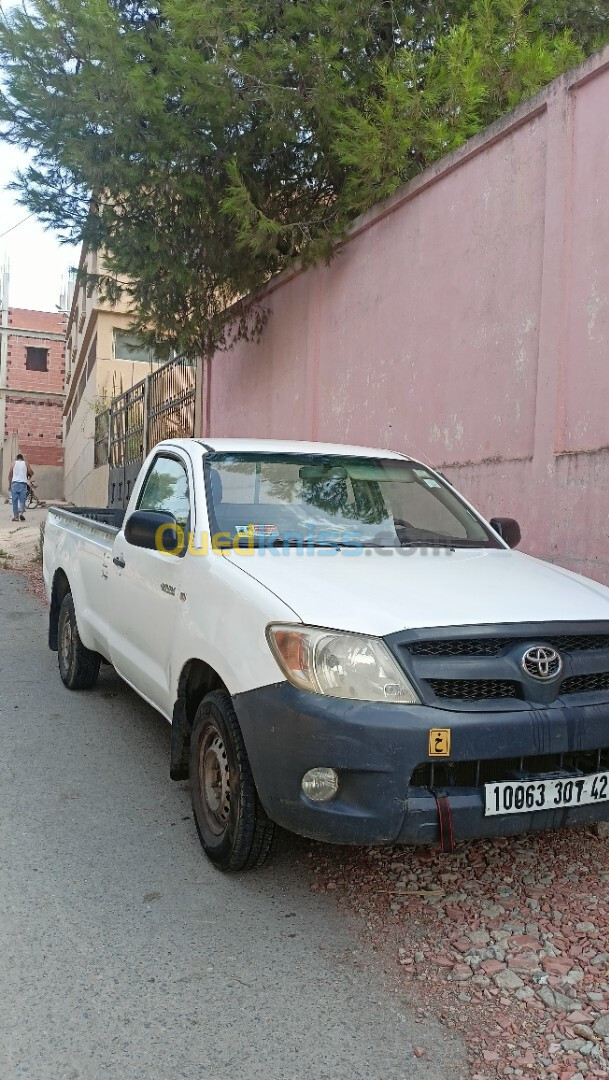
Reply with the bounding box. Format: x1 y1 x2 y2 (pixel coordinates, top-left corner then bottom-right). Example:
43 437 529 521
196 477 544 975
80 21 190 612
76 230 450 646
0 500 48 570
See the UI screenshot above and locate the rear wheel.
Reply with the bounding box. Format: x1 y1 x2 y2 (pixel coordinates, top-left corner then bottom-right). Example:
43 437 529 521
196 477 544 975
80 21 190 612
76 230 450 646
58 593 101 690
189 690 275 871
25 489 39 510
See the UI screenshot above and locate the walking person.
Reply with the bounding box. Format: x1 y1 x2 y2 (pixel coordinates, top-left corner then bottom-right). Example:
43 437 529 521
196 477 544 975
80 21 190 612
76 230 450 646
8 453 33 523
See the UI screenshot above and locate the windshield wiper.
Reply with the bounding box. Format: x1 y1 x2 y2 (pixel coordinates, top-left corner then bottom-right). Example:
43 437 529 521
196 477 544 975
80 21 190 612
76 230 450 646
398 538 486 548
270 537 347 549
232 536 345 549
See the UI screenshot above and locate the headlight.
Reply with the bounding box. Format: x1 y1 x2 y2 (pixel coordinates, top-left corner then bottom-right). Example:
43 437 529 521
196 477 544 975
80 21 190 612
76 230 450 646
267 625 419 704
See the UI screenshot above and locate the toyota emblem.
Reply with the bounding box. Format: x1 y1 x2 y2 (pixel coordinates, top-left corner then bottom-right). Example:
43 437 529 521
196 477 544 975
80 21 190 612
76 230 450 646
521 645 563 681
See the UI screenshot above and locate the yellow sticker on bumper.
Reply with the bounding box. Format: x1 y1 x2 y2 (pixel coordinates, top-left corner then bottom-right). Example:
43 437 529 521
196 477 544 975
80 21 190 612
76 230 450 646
429 728 451 757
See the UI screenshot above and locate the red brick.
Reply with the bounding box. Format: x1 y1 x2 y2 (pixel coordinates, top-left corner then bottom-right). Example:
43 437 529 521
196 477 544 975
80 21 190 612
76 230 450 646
3 307 66 467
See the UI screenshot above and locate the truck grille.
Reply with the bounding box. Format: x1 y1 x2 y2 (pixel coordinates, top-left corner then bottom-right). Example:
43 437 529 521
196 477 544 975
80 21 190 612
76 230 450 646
387 622 609 708
410 748 609 788
426 673 609 701
408 634 609 657
562 672 609 695
427 678 520 701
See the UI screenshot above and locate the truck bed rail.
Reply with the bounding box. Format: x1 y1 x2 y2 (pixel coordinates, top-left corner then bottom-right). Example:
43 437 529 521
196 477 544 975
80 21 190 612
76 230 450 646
48 506 126 534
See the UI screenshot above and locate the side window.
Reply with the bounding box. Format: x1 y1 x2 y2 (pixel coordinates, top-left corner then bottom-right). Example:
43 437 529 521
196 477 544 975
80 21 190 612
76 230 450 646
138 456 190 531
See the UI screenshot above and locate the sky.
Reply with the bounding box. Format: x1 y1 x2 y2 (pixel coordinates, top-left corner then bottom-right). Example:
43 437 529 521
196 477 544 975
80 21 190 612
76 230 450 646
1 0 79 311
0 141 80 312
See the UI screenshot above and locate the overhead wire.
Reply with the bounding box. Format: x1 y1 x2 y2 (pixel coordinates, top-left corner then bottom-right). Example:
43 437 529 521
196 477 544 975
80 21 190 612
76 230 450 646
0 212 36 238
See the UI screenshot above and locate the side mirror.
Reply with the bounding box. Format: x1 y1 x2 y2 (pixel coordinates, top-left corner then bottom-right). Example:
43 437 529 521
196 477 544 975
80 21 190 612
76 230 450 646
490 516 521 549
124 509 181 553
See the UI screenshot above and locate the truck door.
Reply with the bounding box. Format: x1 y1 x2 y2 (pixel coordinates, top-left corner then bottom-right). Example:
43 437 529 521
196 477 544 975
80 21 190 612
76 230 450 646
107 451 192 715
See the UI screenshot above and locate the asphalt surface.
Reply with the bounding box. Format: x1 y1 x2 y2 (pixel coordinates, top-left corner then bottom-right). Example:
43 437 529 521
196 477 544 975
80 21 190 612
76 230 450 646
0 572 464 1080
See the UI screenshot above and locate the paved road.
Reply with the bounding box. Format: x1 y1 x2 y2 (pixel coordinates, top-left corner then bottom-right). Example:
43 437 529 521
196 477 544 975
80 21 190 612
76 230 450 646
0 573 464 1080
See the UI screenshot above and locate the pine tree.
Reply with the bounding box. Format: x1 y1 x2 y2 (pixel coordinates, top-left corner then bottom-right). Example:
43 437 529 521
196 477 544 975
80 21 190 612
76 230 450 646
0 1 600 358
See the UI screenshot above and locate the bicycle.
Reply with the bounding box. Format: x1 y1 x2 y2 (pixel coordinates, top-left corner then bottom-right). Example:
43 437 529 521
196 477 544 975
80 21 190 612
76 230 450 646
25 481 39 510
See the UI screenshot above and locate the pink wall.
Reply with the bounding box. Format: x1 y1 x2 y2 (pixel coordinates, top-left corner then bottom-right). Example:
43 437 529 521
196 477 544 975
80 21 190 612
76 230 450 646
202 47 609 585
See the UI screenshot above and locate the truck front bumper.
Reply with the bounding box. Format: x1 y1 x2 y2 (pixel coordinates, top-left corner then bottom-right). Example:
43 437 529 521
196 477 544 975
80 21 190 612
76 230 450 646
233 683 609 845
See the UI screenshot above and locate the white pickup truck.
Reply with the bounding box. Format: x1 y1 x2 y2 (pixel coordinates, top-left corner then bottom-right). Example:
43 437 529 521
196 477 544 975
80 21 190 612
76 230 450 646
44 438 609 870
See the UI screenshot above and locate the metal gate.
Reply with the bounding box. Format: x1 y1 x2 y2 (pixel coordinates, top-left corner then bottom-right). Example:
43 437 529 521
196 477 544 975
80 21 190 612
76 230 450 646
108 381 146 507
147 358 196 450
98 357 196 509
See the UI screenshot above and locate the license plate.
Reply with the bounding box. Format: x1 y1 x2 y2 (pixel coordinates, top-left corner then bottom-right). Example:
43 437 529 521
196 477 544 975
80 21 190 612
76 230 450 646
484 771 609 816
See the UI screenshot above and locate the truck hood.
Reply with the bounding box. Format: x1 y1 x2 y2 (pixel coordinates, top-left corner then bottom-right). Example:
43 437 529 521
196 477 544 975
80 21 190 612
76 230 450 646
225 547 609 636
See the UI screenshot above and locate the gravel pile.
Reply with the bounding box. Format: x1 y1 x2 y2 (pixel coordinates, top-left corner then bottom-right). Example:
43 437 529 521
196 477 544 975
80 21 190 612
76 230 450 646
307 826 609 1078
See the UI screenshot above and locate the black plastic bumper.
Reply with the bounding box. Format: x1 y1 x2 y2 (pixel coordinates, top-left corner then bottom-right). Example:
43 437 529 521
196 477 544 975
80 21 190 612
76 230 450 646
232 683 609 845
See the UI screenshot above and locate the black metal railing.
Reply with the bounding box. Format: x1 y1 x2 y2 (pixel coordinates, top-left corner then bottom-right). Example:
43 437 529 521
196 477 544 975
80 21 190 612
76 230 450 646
109 380 146 467
95 357 197 508
146 357 196 450
95 357 196 473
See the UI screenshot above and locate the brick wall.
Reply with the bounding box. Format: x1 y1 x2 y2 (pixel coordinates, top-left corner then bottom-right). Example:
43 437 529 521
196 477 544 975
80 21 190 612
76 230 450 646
3 307 66 471
4 397 64 467
6 335 65 395
8 308 65 335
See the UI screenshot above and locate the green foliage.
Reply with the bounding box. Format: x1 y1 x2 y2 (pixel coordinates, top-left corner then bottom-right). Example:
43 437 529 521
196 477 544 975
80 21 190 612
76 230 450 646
533 1 609 51
0 0 601 359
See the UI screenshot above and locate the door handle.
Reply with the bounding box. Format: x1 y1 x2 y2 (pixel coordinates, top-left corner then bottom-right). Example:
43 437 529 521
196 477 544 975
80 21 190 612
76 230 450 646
113 555 126 568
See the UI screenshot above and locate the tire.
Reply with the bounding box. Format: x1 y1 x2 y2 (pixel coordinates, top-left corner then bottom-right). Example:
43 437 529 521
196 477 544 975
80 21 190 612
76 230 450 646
189 690 275 871
25 490 39 510
57 593 101 690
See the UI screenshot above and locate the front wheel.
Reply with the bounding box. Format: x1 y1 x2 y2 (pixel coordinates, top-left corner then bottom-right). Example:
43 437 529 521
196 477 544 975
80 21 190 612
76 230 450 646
189 690 275 871
25 489 39 509
58 593 101 690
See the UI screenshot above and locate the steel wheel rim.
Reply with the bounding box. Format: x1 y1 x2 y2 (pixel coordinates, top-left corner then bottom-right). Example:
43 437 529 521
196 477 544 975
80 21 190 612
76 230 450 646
199 726 231 837
60 612 73 670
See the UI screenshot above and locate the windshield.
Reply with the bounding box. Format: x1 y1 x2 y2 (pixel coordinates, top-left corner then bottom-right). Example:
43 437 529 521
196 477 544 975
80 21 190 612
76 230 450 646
204 453 500 549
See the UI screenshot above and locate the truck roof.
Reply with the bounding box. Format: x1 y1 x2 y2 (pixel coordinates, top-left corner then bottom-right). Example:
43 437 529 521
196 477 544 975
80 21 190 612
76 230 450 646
163 437 409 459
